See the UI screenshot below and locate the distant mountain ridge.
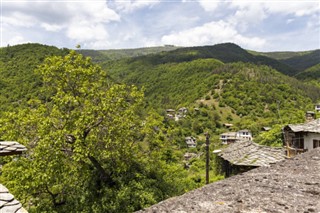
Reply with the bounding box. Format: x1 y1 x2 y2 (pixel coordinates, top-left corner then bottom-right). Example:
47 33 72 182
83 43 319 76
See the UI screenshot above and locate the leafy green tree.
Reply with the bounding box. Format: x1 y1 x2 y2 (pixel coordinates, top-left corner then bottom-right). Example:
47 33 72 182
0 51 147 212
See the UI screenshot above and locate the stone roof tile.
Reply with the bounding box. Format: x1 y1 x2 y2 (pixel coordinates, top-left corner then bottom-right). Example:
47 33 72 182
218 140 286 167
287 118 320 133
0 141 27 156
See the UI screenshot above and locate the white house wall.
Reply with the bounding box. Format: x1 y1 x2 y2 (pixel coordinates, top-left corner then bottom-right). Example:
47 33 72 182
304 133 320 150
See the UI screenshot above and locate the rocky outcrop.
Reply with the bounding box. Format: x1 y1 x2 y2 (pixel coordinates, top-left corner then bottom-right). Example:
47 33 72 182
138 148 320 213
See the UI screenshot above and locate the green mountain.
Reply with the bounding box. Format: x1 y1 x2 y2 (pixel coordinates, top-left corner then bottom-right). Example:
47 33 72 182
296 63 320 79
280 49 320 72
248 50 314 60
78 45 180 62
100 44 320 133
1 43 319 134
0 43 69 112
82 43 296 76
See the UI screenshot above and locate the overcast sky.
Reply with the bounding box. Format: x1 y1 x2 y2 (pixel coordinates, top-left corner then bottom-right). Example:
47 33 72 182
1 0 320 51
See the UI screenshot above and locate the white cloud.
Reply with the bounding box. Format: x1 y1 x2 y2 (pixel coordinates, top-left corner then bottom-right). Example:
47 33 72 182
112 0 160 13
2 12 37 28
2 1 120 48
228 2 267 30
7 36 30 46
197 0 220 12
263 1 319 17
41 23 65 32
67 22 109 42
161 20 266 50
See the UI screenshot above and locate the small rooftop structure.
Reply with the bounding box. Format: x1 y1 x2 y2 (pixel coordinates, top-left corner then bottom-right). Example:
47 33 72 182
185 136 196 148
223 123 233 128
315 103 320 112
137 148 320 213
0 141 27 156
0 184 28 213
305 111 316 121
285 118 320 134
218 140 285 167
261 126 271 131
166 109 175 113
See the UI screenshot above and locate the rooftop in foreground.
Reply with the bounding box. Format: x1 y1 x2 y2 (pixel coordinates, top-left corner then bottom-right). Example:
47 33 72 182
137 148 320 213
218 140 286 167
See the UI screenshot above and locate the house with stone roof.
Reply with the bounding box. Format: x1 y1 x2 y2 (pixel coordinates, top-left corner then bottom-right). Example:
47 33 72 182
0 141 28 213
216 140 286 177
283 118 320 157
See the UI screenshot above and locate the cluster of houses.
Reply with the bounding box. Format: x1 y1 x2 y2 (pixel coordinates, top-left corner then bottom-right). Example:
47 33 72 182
166 107 188 121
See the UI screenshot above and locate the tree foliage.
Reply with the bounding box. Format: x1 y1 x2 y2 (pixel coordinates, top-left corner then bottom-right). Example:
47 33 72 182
0 51 197 212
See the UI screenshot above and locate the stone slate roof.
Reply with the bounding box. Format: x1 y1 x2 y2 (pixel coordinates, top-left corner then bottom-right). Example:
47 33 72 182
0 184 27 213
218 140 286 167
0 141 27 156
286 118 320 134
137 148 320 213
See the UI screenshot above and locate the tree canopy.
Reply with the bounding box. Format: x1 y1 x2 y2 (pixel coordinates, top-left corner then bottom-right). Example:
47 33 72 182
0 51 199 212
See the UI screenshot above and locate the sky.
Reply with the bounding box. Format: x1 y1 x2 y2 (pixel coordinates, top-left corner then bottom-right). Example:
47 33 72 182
1 0 320 51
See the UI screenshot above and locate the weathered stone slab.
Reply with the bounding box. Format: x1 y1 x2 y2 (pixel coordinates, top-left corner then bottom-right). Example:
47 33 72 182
138 148 320 213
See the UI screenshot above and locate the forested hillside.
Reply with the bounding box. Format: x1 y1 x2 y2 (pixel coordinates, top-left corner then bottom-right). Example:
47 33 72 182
281 49 320 72
78 45 180 63
0 43 319 212
102 45 320 117
0 43 69 113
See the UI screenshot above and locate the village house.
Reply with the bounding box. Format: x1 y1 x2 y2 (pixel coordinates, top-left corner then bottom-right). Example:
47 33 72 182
216 140 286 177
185 136 196 148
283 117 320 157
220 129 252 144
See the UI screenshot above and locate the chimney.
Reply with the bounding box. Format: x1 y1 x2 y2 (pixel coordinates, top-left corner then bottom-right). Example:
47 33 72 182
305 111 315 122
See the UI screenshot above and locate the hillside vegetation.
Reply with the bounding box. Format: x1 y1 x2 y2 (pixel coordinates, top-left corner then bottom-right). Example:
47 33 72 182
0 43 69 112
78 45 180 63
0 43 319 212
281 49 320 72
248 50 314 60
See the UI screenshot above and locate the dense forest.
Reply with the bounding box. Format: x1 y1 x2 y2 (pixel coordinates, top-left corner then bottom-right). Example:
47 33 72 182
0 43 319 212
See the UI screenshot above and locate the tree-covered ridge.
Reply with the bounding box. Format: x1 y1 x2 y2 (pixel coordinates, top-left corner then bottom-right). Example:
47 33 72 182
105 53 319 112
0 43 69 112
295 63 320 80
280 49 320 72
248 49 314 60
78 45 180 62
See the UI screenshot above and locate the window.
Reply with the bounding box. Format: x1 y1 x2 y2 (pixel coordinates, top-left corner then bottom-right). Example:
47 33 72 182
313 140 320 148
293 133 304 149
